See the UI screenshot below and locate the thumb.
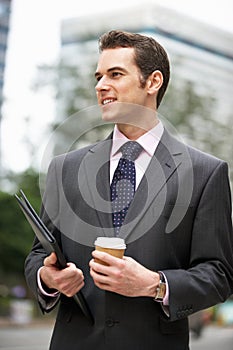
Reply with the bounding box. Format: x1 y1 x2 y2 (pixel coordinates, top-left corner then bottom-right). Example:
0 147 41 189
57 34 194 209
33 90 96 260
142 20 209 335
44 252 57 267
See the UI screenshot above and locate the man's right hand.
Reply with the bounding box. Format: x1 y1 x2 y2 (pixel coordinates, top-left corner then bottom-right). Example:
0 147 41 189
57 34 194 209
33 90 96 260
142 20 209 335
40 252 85 297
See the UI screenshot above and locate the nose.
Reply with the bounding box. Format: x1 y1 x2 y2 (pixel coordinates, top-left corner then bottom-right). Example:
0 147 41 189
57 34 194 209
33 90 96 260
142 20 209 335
95 76 109 92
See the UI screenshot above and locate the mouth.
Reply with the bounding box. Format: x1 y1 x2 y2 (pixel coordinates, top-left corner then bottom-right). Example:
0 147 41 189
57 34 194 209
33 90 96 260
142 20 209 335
102 98 116 105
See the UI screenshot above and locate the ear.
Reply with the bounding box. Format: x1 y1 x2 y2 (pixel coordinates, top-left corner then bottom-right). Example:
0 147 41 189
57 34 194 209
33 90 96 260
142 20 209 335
147 70 163 96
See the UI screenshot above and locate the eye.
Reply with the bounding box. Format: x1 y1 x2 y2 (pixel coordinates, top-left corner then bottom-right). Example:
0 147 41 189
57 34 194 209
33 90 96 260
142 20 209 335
111 71 122 78
95 75 102 82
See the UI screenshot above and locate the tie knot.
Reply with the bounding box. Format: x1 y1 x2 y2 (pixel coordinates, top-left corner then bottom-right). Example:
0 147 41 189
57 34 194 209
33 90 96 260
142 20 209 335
120 141 143 161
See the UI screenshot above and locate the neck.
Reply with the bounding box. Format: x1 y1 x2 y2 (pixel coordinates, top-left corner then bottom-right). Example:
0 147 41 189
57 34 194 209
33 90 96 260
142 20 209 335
116 118 159 140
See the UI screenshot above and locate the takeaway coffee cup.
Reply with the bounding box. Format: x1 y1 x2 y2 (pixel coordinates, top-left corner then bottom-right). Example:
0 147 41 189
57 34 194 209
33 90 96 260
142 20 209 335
94 237 126 265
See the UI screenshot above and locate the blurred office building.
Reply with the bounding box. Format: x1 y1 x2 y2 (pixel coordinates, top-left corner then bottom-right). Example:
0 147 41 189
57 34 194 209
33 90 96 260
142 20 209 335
0 0 11 122
58 3 233 123
0 0 11 170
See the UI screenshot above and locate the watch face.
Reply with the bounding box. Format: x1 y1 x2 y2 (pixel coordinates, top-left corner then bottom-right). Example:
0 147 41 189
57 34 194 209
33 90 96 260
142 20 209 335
155 282 166 300
160 282 166 297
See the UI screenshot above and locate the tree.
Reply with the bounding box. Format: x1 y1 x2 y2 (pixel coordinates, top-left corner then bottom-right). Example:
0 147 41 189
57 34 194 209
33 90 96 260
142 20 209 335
0 169 40 285
160 80 233 185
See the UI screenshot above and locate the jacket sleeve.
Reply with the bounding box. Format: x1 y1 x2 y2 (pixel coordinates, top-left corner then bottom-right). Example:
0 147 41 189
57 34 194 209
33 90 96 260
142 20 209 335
164 160 233 321
24 157 61 312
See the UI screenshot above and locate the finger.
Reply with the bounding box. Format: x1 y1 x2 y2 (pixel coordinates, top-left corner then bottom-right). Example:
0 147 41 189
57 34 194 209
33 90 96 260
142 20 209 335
89 259 109 276
44 252 57 267
62 279 85 297
66 262 78 271
93 280 112 292
92 250 124 267
61 263 84 281
90 267 111 286
55 267 85 296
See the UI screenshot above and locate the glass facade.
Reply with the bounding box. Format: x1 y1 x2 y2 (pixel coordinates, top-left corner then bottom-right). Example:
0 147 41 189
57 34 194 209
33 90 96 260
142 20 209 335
0 0 11 120
60 4 233 120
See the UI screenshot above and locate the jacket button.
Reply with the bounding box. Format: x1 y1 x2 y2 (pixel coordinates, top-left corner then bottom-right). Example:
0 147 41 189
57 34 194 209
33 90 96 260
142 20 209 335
105 318 115 327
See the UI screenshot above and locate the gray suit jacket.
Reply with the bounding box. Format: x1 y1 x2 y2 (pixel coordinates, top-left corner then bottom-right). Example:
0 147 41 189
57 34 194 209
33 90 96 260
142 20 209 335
25 129 233 350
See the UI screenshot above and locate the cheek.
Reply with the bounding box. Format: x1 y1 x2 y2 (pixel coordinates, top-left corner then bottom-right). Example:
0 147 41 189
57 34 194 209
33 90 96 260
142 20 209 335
121 86 141 100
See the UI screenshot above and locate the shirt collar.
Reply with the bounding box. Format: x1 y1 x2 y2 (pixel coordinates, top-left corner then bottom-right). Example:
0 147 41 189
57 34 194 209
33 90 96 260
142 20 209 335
111 121 164 157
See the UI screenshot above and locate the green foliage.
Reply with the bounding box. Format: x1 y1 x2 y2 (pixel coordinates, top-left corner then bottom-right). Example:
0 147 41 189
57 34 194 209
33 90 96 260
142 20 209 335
160 80 233 185
34 60 97 118
0 169 40 284
34 60 112 155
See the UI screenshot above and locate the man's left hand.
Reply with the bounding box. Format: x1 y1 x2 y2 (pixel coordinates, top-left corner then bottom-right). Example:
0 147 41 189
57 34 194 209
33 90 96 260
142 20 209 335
89 250 159 297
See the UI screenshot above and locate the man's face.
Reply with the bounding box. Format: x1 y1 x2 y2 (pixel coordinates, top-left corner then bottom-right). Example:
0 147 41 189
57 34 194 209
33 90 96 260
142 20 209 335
95 47 149 124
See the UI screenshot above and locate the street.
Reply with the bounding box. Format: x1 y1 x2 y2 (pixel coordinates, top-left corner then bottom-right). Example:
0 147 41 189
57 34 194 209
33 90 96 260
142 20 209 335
0 323 232 349
0 322 54 350
190 325 233 350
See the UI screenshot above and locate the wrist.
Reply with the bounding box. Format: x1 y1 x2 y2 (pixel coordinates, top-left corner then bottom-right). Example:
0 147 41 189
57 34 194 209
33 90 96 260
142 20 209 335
153 272 166 302
146 271 160 298
37 267 59 297
39 266 58 293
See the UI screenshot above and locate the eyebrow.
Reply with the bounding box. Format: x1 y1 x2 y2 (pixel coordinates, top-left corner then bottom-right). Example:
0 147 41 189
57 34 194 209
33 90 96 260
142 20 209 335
95 66 128 79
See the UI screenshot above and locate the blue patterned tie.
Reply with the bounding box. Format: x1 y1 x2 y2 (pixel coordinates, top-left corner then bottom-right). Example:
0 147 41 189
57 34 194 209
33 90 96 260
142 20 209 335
111 141 143 236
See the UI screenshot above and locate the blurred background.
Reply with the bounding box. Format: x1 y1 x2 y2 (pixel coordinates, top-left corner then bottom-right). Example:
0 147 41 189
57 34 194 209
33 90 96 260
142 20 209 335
0 0 232 349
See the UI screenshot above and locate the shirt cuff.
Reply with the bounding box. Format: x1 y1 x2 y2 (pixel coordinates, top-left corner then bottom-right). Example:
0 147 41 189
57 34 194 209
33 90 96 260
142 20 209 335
158 271 170 317
160 271 169 306
37 267 60 297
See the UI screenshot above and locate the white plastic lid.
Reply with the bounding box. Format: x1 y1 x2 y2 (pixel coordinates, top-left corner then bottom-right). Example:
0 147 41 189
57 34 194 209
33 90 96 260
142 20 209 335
94 237 126 249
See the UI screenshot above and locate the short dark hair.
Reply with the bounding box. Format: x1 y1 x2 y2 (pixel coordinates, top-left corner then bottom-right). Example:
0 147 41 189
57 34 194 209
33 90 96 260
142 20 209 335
98 30 170 108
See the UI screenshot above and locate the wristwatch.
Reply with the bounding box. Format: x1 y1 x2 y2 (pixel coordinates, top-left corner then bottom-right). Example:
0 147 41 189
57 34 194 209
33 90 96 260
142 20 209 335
154 272 166 302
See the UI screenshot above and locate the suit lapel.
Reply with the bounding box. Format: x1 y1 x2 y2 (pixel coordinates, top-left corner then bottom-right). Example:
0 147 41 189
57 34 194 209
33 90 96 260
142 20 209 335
119 129 184 242
79 135 115 237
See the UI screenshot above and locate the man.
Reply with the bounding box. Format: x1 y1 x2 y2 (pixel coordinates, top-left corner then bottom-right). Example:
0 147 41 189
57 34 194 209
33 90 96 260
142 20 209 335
25 30 233 350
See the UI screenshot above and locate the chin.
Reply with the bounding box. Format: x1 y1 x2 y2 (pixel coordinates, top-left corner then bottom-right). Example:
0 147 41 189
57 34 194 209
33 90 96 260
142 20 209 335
101 102 125 123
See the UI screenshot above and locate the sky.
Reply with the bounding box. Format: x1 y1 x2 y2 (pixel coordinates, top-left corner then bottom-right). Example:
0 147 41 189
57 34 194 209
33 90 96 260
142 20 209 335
1 0 233 175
